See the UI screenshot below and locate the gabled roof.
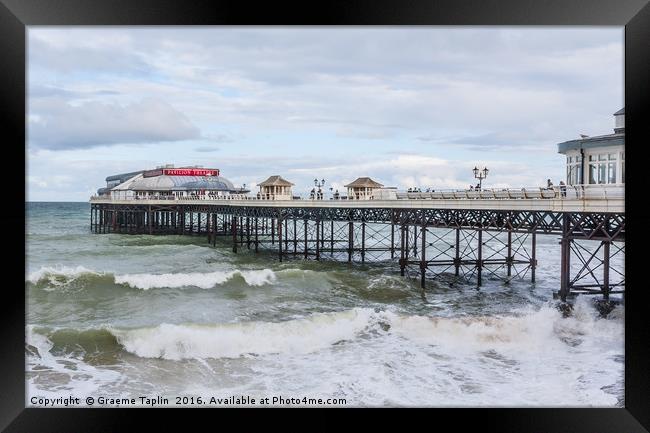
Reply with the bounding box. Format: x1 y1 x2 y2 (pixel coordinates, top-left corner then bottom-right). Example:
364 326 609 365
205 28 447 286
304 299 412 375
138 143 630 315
614 107 625 115
258 175 294 187
344 177 384 188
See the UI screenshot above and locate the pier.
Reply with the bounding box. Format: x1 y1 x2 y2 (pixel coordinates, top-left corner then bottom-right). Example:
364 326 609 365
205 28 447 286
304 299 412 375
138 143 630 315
89 184 624 301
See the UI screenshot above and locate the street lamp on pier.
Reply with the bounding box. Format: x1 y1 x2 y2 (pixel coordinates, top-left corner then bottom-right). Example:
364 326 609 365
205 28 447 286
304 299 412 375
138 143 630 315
473 166 489 190
314 178 326 200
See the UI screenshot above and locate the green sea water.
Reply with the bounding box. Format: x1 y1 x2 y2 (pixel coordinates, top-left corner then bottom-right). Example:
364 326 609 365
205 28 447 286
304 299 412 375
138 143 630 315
26 202 624 407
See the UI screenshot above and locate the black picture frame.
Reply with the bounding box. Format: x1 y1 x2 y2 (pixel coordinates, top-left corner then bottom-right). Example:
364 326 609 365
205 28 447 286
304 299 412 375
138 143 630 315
3 0 649 431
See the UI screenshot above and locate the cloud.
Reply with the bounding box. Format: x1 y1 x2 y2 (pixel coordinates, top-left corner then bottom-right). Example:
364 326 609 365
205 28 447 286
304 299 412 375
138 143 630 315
193 146 221 153
29 98 201 150
26 27 621 200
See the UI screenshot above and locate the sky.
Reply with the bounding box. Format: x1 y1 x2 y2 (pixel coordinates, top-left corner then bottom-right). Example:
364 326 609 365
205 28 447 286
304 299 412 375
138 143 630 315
26 27 623 201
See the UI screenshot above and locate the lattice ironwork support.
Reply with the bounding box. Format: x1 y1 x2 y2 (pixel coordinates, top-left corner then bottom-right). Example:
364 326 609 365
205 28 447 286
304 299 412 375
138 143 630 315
559 214 571 301
477 228 483 287
506 230 512 279
316 219 321 260
454 228 460 276
232 215 238 253
603 240 610 300
278 215 283 262
420 223 426 289
390 211 396 259
348 221 353 263
255 216 259 253
361 222 366 263
400 224 406 276
531 232 536 283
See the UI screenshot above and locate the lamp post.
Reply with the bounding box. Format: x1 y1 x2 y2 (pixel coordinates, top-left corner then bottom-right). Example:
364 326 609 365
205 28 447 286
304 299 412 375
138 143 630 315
472 166 489 190
314 178 326 200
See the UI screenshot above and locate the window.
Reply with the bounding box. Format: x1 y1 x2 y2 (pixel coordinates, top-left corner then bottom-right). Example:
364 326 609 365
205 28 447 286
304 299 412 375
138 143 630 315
566 154 582 185
608 162 616 184
589 164 597 184
587 152 619 184
622 151 625 183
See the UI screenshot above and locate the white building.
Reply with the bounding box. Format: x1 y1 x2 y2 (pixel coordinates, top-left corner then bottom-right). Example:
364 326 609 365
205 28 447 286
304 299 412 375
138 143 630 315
256 175 294 200
344 177 384 200
557 108 625 185
98 166 249 199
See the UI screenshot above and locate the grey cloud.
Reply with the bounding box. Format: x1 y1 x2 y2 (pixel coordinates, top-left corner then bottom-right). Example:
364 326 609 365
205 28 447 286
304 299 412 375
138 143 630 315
194 146 221 153
29 27 621 143
29 36 151 77
29 85 122 99
29 97 200 150
29 85 76 98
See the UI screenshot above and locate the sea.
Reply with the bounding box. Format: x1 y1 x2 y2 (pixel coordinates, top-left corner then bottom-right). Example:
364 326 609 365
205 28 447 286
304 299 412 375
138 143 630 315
26 202 624 407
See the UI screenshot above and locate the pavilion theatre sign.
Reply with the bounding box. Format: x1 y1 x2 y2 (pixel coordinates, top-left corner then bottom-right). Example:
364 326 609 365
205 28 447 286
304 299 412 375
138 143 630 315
144 168 220 177
164 168 219 176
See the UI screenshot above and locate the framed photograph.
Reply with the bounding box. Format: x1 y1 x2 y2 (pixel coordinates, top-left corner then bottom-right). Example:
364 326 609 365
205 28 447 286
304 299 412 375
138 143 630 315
5 0 649 430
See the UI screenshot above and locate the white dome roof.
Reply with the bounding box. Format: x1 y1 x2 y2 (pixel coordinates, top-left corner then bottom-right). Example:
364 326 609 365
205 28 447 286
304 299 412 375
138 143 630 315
124 175 236 192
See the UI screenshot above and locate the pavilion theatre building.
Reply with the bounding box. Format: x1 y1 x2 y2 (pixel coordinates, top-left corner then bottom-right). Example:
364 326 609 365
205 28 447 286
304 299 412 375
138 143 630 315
557 108 625 186
97 165 249 199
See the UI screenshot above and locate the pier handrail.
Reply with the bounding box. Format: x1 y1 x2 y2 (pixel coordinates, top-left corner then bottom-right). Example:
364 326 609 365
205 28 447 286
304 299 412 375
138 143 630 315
89 184 624 202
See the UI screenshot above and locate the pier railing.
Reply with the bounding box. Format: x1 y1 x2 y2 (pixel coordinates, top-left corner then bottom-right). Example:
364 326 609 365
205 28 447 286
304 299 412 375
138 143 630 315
90 184 624 202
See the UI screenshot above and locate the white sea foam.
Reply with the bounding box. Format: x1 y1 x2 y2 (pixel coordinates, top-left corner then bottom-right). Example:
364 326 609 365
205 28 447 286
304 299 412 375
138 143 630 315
108 300 623 363
189 299 622 407
114 269 277 290
26 299 624 406
26 325 122 404
111 308 375 360
27 265 104 286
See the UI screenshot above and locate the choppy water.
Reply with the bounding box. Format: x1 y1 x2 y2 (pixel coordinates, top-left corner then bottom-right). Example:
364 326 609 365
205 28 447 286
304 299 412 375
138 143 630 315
26 202 624 407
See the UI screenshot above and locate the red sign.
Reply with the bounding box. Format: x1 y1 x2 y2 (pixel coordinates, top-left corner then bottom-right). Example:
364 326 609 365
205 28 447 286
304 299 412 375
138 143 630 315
163 168 219 177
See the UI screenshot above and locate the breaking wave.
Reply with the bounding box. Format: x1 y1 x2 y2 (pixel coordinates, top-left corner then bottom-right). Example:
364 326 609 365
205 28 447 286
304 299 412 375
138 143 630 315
26 301 624 362
115 269 276 289
26 266 279 290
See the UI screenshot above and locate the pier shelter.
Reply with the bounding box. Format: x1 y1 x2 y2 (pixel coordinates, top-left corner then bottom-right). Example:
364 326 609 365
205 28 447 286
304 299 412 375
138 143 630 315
345 177 384 200
557 108 625 185
257 175 294 200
